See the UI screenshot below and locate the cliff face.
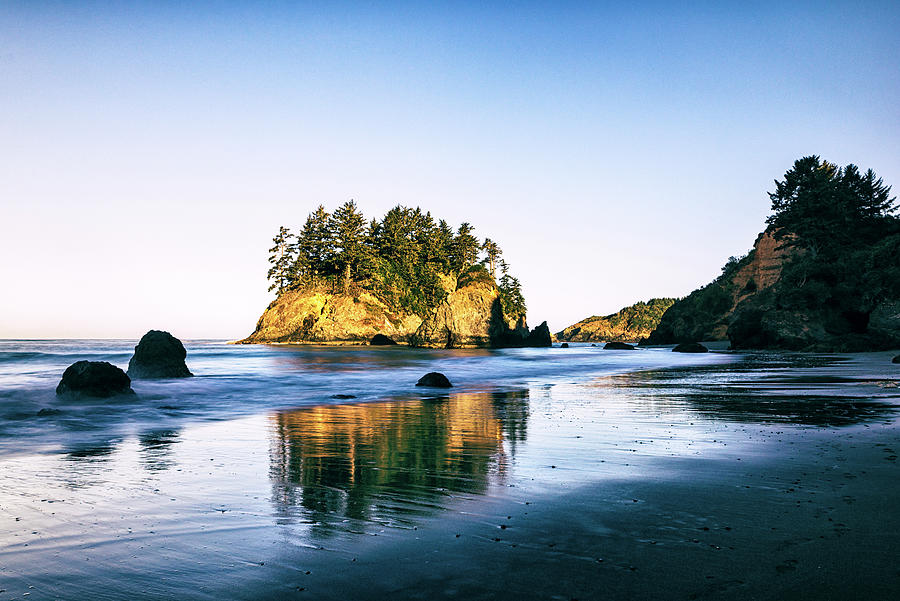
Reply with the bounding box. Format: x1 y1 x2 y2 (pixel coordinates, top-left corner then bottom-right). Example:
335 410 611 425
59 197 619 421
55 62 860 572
242 276 546 348
646 229 792 344
557 298 675 342
648 228 900 351
242 289 423 344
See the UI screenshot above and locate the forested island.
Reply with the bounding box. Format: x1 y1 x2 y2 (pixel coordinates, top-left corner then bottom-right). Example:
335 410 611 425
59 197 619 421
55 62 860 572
242 203 549 347
648 156 900 351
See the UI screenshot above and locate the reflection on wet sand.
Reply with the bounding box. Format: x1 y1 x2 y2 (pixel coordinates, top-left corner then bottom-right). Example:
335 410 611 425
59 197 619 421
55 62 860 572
608 355 899 426
269 390 528 531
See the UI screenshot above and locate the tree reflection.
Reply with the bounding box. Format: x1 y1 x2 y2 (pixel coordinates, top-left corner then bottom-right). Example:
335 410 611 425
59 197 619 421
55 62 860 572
269 389 529 533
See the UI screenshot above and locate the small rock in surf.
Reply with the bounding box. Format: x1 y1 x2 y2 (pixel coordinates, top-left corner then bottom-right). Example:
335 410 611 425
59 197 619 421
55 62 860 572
416 372 453 388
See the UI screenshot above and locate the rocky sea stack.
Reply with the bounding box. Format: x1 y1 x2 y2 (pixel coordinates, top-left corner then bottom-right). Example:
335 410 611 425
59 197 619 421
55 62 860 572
57 361 135 398
242 204 552 349
127 330 192 379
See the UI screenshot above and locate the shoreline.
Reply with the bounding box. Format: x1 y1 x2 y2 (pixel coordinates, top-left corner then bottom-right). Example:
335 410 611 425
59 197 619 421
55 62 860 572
0 344 898 600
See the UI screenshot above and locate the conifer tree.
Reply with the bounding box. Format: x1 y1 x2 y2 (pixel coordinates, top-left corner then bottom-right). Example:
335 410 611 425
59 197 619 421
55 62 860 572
451 222 479 272
481 238 502 279
296 205 334 278
267 226 296 294
330 200 369 290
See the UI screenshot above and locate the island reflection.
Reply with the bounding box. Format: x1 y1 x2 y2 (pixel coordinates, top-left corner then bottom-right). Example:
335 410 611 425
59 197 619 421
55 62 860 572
269 389 528 532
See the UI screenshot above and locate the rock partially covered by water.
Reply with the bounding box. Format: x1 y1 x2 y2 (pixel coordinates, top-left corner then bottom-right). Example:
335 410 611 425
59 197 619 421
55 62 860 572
560 342 569 348
604 342 635 350
416 372 453 388
56 361 135 398
673 342 709 353
127 330 192 379
523 321 553 347
370 334 397 346
893 354 900 364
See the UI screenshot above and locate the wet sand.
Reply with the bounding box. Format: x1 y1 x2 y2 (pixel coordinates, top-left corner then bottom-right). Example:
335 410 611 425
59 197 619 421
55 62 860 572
1 348 898 600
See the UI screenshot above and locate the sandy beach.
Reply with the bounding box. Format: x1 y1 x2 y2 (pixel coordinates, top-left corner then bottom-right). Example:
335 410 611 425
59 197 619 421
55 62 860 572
1 344 898 600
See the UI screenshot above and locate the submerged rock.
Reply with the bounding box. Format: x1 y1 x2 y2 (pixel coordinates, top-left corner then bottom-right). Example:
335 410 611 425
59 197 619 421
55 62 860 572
56 361 135 398
127 330 192 379
893 354 900 364
416 372 453 388
370 334 397 346
673 342 709 353
604 342 635 350
331 394 357 399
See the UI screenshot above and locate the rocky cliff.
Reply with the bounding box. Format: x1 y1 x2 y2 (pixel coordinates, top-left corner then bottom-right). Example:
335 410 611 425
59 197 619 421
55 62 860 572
557 298 675 342
645 229 792 344
242 272 548 348
647 228 900 351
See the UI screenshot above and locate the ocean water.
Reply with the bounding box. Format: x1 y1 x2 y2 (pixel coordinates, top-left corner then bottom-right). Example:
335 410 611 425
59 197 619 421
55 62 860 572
1 340 898 600
0 339 738 457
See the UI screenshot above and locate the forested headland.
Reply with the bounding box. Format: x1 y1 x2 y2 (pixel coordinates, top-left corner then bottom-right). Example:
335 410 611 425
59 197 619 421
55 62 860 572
265 202 526 322
647 156 900 351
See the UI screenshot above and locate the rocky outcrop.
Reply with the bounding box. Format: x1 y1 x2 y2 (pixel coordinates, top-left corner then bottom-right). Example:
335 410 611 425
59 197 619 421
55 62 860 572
57 361 135 398
893 355 900 364
127 330 192 379
646 229 793 344
370 334 397 346
673 342 708 353
242 272 550 349
558 298 675 342
648 226 900 351
413 276 499 347
604 342 635 350
241 289 423 344
416 372 452 388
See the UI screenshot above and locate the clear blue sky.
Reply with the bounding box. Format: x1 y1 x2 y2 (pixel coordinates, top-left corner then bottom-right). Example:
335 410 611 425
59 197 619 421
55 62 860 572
2 1 898 339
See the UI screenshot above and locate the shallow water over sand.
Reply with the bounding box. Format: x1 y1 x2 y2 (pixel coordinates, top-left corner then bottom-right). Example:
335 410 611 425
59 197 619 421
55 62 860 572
1 342 898 600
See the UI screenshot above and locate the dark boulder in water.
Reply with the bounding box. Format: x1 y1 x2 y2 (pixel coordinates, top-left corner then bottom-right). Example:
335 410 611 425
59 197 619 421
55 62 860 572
370 334 397 346
416 372 453 388
331 394 357 399
673 342 709 353
604 342 635 350
127 330 192 379
560 342 569 348
56 361 135 398
893 354 900 364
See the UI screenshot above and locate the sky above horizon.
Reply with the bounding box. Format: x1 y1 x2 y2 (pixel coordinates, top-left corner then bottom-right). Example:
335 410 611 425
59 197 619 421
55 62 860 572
2 1 899 339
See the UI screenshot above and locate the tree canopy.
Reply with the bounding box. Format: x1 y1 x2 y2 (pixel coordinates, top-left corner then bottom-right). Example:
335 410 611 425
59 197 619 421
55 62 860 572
265 203 526 318
767 155 897 257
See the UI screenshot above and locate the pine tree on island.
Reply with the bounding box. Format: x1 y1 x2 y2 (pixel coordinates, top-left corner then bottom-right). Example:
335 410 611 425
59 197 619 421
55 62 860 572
265 203 526 319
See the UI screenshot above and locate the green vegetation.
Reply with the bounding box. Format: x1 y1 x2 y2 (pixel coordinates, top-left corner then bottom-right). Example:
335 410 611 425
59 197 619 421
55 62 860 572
558 298 676 342
266 202 526 319
756 156 900 339
649 155 900 349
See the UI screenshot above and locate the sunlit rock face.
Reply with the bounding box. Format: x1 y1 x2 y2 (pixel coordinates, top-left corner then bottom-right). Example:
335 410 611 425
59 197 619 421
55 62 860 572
557 299 675 343
646 228 793 345
242 277 547 349
242 289 424 344
648 226 900 351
